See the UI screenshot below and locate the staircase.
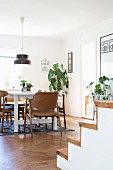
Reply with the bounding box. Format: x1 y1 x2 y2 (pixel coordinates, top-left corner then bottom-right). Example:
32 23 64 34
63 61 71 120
56 100 113 170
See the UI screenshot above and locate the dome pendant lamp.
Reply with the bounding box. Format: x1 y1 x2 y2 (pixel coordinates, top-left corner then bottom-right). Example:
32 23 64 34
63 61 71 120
14 17 31 65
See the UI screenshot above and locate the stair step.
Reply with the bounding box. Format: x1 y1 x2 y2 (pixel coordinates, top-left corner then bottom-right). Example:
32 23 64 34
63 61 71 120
67 137 81 147
79 122 97 130
56 148 68 160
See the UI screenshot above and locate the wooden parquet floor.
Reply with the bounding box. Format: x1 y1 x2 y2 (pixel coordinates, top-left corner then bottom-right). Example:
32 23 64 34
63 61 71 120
0 116 84 170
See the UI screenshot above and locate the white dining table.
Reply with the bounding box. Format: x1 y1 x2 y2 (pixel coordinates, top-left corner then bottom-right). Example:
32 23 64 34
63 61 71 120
7 90 57 132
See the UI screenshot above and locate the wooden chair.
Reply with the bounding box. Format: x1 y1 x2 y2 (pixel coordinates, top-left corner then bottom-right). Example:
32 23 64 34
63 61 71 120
24 91 62 137
0 90 14 132
5 97 25 120
58 94 66 128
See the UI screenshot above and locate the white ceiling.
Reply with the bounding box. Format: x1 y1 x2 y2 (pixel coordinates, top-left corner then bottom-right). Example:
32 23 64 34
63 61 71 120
0 0 113 39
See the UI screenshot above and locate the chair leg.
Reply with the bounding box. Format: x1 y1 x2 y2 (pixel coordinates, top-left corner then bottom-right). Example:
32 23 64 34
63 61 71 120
10 112 13 124
24 115 26 133
93 111 96 120
64 113 66 129
57 116 62 136
45 117 47 130
93 105 96 120
2 113 4 132
18 111 21 130
5 113 8 122
24 103 27 133
52 117 54 131
30 117 33 138
39 116 41 127
22 108 24 120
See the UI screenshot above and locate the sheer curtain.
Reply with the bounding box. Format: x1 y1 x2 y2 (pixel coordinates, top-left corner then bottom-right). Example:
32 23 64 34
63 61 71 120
0 48 23 90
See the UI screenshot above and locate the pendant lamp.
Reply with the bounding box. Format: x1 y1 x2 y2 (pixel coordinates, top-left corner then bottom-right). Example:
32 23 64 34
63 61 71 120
14 17 31 65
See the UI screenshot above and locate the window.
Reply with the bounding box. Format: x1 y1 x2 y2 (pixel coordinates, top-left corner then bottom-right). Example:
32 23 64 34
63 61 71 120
0 48 23 89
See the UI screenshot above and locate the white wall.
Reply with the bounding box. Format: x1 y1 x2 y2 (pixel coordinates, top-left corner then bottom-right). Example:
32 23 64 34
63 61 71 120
0 35 62 91
62 17 113 117
23 37 62 91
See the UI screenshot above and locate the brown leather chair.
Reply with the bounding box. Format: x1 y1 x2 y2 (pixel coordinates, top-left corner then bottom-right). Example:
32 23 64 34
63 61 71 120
0 90 14 132
24 91 62 137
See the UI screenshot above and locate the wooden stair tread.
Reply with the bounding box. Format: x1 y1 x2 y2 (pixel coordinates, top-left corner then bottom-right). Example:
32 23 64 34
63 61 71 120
56 148 68 160
67 136 81 147
94 100 113 108
79 122 97 130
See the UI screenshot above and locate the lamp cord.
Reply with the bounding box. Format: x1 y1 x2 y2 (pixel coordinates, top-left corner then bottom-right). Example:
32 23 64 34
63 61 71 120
20 17 24 53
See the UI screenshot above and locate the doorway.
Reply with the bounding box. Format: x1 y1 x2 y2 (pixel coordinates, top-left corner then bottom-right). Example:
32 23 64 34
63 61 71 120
81 42 96 119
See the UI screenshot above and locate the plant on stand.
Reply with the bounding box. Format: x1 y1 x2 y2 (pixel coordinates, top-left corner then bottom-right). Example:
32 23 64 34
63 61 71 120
48 63 69 94
26 82 33 91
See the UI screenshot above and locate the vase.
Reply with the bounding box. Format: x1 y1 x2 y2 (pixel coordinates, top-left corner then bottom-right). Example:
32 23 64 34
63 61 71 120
22 83 25 91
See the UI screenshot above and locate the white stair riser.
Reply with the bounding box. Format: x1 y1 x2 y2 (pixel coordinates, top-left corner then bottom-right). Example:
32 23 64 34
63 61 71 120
57 107 113 170
57 146 113 170
81 128 113 151
98 108 113 131
57 155 71 170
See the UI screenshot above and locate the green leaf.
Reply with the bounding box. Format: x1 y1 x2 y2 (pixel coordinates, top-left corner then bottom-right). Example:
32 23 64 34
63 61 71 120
53 63 59 71
49 84 53 92
89 82 94 87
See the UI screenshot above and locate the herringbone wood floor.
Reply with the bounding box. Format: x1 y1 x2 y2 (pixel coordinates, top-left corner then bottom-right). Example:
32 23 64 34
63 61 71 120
0 116 83 170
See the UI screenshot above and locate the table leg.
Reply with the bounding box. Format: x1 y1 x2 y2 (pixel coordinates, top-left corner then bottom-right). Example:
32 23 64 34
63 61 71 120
53 117 57 130
14 95 19 132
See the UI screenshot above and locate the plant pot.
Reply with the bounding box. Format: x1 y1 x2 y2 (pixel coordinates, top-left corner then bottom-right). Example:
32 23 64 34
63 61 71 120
108 96 113 101
58 90 63 97
27 87 31 91
94 94 100 100
100 95 106 100
106 88 112 96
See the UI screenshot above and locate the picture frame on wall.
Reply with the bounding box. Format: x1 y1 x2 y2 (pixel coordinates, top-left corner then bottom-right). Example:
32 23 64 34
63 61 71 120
100 32 113 77
101 40 109 53
109 39 113 52
101 33 113 54
41 58 50 73
68 52 73 73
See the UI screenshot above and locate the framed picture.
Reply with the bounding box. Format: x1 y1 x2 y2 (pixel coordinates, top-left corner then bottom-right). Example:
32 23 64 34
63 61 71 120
41 58 50 72
100 33 113 77
68 52 73 73
100 33 113 54
101 40 109 53
109 39 113 52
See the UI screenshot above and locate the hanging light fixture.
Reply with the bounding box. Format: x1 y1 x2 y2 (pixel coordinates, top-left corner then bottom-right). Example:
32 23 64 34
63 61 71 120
14 17 31 65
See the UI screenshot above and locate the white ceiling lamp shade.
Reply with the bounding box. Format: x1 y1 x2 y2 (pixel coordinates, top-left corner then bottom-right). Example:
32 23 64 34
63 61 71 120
14 17 31 65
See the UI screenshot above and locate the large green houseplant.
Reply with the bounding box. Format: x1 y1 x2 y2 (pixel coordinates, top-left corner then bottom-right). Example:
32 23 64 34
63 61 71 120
48 63 69 93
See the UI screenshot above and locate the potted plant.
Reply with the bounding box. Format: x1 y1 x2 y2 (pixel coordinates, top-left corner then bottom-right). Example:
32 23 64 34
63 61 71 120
89 75 110 100
26 82 33 91
99 75 111 95
94 83 105 100
48 63 69 94
20 79 27 91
